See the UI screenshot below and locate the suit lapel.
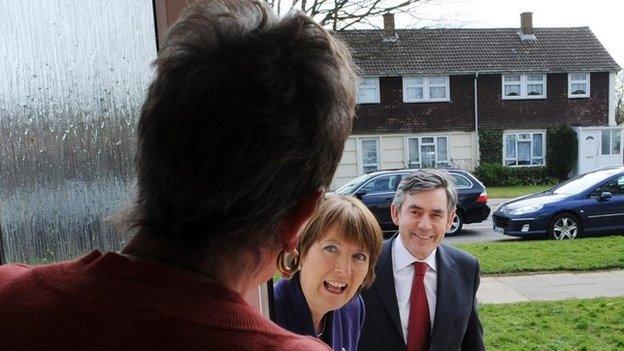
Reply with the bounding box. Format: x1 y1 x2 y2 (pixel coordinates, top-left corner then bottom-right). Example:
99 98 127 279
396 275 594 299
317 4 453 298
429 244 459 348
372 234 405 342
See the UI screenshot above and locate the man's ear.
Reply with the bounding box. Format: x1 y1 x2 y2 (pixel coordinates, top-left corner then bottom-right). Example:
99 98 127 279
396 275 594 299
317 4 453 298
281 190 323 250
445 208 457 231
390 203 400 226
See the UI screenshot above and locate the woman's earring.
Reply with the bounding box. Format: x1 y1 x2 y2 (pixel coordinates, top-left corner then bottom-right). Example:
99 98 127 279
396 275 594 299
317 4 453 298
277 248 299 279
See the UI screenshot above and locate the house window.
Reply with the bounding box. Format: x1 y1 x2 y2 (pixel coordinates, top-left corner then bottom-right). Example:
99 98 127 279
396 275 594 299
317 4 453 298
407 136 449 168
403 76 450 102
360 139 379 173
503 132 545 166
502 74 546 99
357 77 380 104
568 73 590 98
601 129 621 155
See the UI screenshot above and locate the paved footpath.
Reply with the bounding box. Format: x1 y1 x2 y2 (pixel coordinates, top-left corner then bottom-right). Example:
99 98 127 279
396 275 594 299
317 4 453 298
477 270 624 304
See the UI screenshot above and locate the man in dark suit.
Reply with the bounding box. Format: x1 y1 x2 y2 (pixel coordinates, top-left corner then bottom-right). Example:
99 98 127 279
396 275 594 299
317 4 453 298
358 169 484 351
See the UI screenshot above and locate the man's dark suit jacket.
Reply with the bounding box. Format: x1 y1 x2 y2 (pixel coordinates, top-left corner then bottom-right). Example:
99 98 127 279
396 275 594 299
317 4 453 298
358 235 484 351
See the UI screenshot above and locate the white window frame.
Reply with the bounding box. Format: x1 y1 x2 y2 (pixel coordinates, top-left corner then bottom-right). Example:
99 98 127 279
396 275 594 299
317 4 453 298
359 138 380 174
403 76 450 103
601 129 622 155
568 73 590 98
503 131 546 167
356 77 380 104
405 135 450 169
501 73 547 100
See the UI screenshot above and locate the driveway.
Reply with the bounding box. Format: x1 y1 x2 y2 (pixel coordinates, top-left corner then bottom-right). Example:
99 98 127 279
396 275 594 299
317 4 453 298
445 198 522 244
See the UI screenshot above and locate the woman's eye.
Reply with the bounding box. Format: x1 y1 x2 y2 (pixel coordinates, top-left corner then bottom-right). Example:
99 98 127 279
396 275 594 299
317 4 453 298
324 245 338 253
353 253 367 261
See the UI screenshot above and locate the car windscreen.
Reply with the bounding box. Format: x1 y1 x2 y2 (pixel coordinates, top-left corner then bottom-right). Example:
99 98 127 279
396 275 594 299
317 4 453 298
552 171 617 195
335 173 373 195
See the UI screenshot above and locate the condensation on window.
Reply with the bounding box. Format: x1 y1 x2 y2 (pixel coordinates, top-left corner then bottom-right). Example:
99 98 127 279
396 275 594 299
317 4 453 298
0 1 156 263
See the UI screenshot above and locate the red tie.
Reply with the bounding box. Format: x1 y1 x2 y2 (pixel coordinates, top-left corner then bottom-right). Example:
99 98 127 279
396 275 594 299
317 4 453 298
407 262 430 351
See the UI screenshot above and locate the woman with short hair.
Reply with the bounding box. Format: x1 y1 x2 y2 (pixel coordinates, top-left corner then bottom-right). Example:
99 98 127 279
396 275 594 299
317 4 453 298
274 195 383 351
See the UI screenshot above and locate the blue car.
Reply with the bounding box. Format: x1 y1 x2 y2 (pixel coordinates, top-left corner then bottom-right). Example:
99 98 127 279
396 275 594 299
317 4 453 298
493 166 624 240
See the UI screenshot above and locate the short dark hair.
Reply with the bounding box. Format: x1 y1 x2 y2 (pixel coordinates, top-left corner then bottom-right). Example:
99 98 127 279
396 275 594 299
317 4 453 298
392 169 458 211
128 0 357 270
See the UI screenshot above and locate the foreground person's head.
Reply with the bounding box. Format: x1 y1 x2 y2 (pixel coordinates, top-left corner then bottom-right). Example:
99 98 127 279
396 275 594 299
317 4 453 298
124 0 357 289
391 169 457 260
293 195 383 315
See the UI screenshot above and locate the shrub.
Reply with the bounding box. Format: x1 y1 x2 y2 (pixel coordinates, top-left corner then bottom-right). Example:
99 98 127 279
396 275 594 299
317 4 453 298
475 163 555 186
546 124 578 181
478 129 503 164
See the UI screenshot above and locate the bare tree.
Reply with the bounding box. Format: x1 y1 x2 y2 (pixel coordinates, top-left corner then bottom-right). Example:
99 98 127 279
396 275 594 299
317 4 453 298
267 0 424 31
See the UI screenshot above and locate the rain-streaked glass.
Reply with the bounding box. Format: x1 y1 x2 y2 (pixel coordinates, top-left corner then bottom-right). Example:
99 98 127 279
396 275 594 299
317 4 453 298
0 1 156 263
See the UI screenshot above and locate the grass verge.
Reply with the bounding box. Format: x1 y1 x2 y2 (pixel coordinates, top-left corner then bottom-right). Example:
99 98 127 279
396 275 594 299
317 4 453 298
481 297 624 351
455 236 624 275
487 184 554 199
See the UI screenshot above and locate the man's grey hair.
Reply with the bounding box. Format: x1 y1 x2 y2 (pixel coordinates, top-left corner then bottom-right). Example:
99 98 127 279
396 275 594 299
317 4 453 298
392 169 458 211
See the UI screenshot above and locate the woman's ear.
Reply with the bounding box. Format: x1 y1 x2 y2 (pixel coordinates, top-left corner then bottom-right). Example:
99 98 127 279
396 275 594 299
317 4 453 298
281 190 323 250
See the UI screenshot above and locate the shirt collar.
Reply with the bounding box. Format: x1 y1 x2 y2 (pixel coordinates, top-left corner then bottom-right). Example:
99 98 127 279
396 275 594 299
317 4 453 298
392 234 437 273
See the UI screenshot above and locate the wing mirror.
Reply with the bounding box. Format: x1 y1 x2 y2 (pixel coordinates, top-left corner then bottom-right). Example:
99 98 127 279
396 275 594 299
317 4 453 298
599 191 612 201
354 189 368 199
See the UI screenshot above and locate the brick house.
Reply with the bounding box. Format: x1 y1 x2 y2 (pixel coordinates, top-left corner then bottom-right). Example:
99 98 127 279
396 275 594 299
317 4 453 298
330 12 621 190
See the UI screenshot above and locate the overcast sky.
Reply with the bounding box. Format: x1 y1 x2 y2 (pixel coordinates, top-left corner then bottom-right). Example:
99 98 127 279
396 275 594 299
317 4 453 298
378 0 624 68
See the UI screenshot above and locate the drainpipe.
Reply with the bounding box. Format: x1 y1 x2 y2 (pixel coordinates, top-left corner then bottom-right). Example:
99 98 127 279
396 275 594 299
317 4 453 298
474 72 480 168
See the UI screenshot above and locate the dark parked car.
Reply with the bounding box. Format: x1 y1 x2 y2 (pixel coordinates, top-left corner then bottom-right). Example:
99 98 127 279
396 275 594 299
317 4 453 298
493 166 624 240
335 169 490 236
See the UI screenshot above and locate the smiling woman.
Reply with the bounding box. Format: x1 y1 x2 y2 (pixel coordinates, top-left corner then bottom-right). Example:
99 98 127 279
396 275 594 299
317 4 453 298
273 195 383 351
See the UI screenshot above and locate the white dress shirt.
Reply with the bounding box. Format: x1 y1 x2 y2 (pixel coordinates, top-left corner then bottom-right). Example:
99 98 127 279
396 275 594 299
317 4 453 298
391 235 437 344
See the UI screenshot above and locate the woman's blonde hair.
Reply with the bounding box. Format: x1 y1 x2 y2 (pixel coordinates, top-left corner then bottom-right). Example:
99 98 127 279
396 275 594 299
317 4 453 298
296 195 383 288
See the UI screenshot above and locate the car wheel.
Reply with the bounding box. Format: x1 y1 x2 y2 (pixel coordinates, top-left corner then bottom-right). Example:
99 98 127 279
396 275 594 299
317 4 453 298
548 213 582 240
446 212 463 236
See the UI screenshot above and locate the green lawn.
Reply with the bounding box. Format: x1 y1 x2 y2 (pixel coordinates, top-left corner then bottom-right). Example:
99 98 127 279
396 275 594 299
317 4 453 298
481 297 624 351
487 184 554 199
455 236 624 275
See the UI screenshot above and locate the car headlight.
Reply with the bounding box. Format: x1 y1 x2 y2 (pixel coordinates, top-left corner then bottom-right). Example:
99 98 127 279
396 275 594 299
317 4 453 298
508 204 543 215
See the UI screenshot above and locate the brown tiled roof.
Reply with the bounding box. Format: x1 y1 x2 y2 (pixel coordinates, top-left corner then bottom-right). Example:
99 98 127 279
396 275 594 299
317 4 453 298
336 27 621 75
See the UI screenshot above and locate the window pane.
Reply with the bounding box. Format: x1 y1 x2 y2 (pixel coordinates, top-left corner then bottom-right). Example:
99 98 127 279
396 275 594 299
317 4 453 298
519 133 531 140
612 130 621 154
437 137 448 162
571 74 587 81
518 141 531 165
407 87 423 100
505 134 516 159
405 77 424 85
527 74 544 81
602 130 611 155
369 175 393 193
408 138 419 167
532 158 544 165
429 76 446 85
527 84 543 96
421 137 434 144
533 134 543 157
421 144 435 168
505 159 517 166
362 139 378 171
504 75 521 82
505 84 521 96
429 86 446 99
571 83 586 95
357 88 377 103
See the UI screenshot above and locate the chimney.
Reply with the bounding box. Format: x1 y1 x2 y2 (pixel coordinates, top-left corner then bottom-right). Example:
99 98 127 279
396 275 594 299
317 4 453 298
521 12 533 35
383 13 398 42
518 12 536 42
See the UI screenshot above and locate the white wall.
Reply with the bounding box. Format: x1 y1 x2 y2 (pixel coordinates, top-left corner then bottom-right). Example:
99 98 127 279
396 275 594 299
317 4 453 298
329 131 478 190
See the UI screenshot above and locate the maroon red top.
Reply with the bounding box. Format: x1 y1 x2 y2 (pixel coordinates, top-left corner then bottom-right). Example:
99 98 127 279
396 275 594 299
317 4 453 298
0 251 330 351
